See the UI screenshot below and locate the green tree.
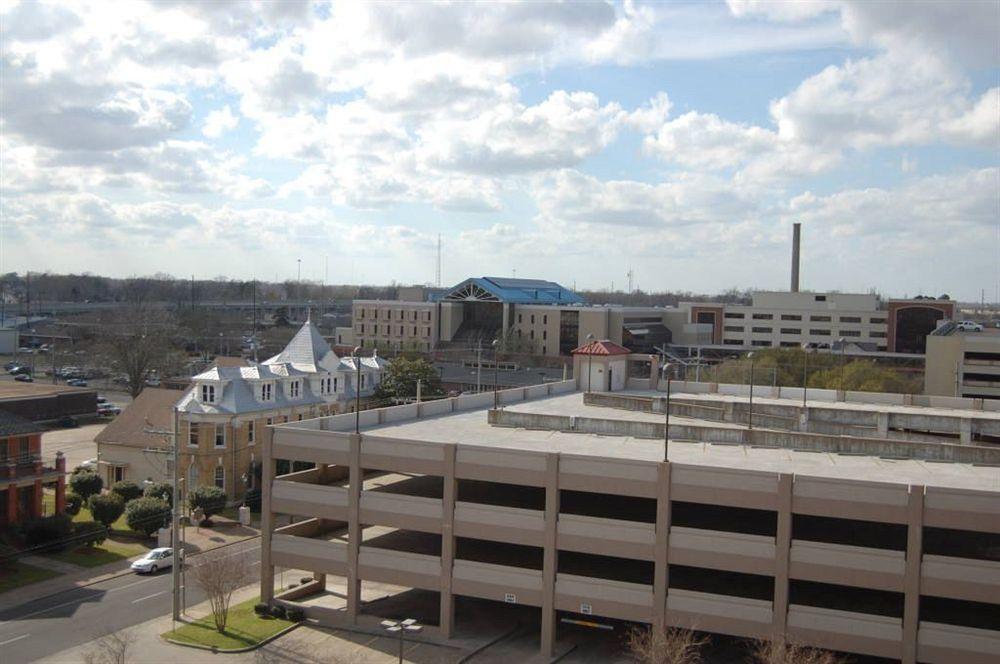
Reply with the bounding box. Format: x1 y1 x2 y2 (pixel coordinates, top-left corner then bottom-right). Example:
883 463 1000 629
142 481 173 507
64 492 83 516
110 480 143 503
125 497 170 537
188 485 227 524
88 494 125 529
69 471 103 502
374 356 444 401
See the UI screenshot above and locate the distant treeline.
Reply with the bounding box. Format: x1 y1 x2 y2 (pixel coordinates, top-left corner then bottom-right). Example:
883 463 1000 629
0 271 753 307
0 272 398 305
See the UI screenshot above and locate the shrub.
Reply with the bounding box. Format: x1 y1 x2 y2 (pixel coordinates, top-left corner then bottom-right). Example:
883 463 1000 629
0 543 17 569
64 492 83 516
110 480 143 503
22 514 74 551
88 493 125 529
124 497 170 537
69 471 103 502
253 602 269 616
142 481 173 507
188 485 226 523
269 605 286 620
72 521 108 548
300 576 313 585
285 608 304 622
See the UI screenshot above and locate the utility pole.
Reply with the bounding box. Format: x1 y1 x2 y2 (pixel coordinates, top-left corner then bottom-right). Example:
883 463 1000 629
143 407 182 623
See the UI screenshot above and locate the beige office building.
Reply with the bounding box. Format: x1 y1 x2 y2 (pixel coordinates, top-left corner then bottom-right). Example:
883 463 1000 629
259 383 1000 663
925 325 1000 400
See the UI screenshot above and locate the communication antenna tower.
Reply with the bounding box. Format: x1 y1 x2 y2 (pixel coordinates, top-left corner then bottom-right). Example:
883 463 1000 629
436 234 441 287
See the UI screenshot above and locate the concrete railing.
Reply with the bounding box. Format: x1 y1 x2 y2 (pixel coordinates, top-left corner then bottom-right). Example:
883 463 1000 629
487 409 1000 465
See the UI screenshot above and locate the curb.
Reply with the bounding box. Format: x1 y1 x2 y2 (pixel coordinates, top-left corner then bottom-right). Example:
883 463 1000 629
161 619 301 653
0 535 261 616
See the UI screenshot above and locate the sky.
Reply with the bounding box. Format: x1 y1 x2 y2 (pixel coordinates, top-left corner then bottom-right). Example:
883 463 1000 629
0 0 997 301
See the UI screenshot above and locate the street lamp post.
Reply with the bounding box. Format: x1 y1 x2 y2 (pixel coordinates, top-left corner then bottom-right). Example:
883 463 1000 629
585 333 595 393
662 363 671 462
352 346 362 434
802 346 810 409
747 352 756 432
381 618 422 664
492 339 500 410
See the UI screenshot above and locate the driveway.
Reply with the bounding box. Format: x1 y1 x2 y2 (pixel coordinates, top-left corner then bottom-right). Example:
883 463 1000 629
41 423 105 470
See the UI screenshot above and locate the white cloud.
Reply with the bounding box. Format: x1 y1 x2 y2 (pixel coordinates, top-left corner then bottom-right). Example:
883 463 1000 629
202 105 239 138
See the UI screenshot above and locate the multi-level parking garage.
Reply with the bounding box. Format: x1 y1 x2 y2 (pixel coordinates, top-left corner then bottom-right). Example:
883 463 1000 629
260 382 1000 663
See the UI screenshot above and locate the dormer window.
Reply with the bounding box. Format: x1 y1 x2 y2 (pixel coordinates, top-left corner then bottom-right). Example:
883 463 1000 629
260 383 273 402
289 380 301 398
201 384 216 403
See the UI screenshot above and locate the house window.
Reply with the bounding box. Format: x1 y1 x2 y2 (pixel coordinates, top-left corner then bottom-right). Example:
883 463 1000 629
214 466 225 489
530 330 534 340
724 312 744 319
781 314 802 321
810 315 831 322
780 328 802 335
248 421 255 445
359 309 364 319
752 313 773 320
724 326 743 332
518 314 522 323
543 315 547 324
360 374 366 389
214 424 225 449
201 384 216 403
289 380 300 398
266 417 273 427
542 330 547 340
810 329 832 336
840 316 862 323
752 327 772 334
815 295 827 302
531 315 535 324
297 414 303 421
188 423 199 447
260 383 273 401
333 378 338 392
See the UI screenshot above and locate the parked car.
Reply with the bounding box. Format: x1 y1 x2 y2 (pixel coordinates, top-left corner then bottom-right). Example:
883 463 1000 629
97 396 108 404
9 365 31 375
67 378 88 387
14 374 33 382
130 548 178 574
57 416 79 428
80 458 98 471
97 404 122 416
956 321 984 332
4 361 18 371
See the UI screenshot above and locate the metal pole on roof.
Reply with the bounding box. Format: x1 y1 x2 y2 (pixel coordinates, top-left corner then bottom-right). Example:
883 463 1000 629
585 333 594 393
492 339 499 409
747 352 755 433
662 363 671 463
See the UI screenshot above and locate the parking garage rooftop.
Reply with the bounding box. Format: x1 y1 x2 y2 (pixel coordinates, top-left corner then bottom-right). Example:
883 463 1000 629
359 391 1000 493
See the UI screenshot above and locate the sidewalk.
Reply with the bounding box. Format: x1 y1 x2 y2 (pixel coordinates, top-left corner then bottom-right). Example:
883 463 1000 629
0 517 262 615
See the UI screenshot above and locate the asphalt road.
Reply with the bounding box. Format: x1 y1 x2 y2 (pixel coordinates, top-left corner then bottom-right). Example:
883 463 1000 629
0 538 262 663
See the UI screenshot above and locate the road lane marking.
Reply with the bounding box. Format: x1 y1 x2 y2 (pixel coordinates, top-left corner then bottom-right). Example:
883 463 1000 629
0 633 30 645
131 591 168 604
0 576 158 622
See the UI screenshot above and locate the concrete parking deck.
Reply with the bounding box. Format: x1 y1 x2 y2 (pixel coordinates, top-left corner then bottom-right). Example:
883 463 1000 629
363 392 1000 492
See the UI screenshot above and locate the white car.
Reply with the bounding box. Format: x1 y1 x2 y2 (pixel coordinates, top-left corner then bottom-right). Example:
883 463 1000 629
956 321 983 332
130 547 176 574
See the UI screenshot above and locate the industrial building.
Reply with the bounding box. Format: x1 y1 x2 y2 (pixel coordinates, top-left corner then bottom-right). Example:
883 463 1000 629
925 322 1000 400
258 363 1000 662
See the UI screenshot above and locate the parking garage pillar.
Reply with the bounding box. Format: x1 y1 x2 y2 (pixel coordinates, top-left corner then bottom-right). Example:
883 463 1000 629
347 434 362 622
901 485 924 664
876 412 889 437
772 473 793 639
959 419 972 445
260 435 276 604
653 462 671 628
440 444 457 638
540 453 560 657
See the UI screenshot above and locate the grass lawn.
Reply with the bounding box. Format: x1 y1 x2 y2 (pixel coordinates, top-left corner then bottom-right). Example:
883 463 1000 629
39 491 151 568
162 597 295 650
42 539 148 568
0 561 62 594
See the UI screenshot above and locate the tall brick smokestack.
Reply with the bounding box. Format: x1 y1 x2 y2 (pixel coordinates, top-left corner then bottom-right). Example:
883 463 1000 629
791 223 801 292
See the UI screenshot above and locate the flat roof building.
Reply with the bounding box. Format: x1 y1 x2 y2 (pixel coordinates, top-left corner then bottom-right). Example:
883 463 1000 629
259 381 1000 663
925 323 1000 400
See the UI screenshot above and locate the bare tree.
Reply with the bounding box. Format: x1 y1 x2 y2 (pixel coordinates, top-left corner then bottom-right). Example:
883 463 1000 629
190 550 251 633
83 628 135 664
99 303 177 398
751 638 846 664
627 625 707 664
